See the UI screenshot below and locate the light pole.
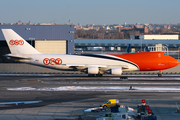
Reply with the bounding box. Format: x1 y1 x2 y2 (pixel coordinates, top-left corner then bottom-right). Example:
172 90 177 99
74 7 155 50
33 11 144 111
141 39 142 52
140 35 143 52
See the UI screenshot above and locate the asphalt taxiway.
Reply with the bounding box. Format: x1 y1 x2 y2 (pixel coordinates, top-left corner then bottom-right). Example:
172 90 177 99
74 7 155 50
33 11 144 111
0 75 180 120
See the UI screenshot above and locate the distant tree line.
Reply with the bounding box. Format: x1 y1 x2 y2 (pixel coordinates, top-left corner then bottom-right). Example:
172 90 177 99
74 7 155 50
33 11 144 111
74 28 141 39
75 27 180 39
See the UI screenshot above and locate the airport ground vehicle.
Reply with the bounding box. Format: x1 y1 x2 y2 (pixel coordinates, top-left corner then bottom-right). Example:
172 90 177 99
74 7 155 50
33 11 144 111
100 99 119 109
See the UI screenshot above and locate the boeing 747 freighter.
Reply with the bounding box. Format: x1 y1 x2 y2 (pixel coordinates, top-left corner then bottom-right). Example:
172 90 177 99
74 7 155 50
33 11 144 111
2 29 179 77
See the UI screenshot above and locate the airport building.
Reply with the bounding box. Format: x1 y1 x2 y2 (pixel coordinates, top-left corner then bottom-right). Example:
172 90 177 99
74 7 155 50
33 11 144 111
130 35 179 40
75 34 180 52
0 25 74 62
75 39 180 52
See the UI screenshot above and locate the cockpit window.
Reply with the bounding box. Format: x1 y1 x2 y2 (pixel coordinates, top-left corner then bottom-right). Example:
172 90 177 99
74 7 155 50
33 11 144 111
164 54 167 56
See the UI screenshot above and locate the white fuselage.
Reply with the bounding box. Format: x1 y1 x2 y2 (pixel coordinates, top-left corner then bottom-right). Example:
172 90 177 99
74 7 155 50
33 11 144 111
21 54 139 71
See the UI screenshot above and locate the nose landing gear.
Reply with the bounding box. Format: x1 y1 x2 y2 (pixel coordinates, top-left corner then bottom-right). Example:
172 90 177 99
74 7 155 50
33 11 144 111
158 73 162 77
158 70 163 77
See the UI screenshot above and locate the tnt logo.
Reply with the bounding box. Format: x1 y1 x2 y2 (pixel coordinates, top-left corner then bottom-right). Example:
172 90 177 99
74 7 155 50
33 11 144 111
43 58 62 65
9 40 24 45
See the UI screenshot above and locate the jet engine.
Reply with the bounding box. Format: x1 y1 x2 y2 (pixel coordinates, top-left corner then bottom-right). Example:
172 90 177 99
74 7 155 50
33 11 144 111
87 66 99 74
110 68 122 75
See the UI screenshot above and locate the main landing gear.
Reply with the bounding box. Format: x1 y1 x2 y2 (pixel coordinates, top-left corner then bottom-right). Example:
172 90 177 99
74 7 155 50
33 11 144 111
88 74 95 77
96 74 103 77
88 74 103 77
120 77 128 80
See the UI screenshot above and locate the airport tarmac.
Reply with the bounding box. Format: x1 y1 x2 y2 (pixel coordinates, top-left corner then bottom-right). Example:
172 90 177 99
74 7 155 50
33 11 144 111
0 75 180 120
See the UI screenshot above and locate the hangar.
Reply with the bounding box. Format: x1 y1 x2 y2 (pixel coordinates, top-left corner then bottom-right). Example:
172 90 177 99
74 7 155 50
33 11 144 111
0 25 74 63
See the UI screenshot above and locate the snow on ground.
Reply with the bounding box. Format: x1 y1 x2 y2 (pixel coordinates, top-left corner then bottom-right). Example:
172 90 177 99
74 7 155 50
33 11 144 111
7 86 180 92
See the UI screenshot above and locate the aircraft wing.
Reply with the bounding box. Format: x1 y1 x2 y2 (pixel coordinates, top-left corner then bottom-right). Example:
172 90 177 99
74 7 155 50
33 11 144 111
65 64 129 69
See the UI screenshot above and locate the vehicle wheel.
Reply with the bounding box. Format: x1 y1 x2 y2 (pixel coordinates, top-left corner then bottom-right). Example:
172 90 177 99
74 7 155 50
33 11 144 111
103 105 107 110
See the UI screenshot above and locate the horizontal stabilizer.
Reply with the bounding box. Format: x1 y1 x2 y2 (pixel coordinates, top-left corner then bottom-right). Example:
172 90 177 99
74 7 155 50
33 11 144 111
4 54 32 60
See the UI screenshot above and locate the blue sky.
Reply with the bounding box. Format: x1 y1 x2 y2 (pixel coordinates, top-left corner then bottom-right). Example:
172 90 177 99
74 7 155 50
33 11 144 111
0 0 180 25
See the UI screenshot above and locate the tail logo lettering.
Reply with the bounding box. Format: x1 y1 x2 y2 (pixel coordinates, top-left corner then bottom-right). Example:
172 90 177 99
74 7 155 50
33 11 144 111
9 40 24 45
43 58 62 65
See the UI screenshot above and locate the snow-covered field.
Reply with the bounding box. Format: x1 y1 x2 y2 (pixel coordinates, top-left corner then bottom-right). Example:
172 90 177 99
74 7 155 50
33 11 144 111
7 86 180 92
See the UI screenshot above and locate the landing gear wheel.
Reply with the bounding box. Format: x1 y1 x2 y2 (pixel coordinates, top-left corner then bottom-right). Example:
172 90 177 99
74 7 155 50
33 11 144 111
96 74 103 77
88 74 95 77
120 77 128 80
158 70 163 77
158 73 162 77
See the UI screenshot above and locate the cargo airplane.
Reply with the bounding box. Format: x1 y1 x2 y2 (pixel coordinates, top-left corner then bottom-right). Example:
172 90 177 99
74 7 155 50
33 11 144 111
2 29 179 77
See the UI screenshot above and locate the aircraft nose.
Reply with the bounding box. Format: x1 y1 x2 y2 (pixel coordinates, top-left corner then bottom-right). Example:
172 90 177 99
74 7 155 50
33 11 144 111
169 57 179 68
